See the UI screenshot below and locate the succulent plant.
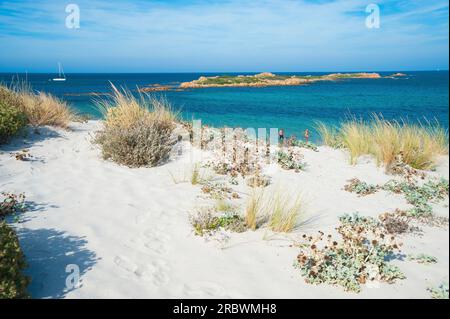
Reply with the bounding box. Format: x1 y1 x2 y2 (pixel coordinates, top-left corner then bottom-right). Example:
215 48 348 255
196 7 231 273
344 178 379 196
295 213 405 293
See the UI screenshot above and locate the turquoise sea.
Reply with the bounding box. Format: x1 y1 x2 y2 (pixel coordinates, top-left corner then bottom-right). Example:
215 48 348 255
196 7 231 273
0 71 448 141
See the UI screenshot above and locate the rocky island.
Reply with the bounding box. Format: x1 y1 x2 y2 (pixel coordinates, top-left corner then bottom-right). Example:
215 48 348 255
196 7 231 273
179 72 382 88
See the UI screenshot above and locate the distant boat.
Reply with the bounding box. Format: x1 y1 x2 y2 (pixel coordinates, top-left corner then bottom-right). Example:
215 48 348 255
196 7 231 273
52 63 66 81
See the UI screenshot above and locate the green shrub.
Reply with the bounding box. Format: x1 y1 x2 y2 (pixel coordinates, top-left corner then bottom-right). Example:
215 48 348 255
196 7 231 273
0 101 27 144
0 221 30 299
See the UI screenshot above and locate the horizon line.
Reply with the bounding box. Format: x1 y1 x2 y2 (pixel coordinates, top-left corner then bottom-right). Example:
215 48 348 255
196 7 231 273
0 70 449 75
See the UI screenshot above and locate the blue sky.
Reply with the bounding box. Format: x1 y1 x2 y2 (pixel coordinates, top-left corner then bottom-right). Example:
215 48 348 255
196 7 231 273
0 0 448 72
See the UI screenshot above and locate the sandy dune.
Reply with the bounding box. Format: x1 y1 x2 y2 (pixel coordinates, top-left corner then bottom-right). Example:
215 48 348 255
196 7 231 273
0 121 448 299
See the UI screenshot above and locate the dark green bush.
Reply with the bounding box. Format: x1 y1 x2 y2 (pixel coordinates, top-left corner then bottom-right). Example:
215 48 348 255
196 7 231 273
0 101 27 144
0 221 29 299
0 86 27 144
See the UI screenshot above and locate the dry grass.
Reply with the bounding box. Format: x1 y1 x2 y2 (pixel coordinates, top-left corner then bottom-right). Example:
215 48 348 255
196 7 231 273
191 164 201 185
97 83 177 131
0 83 76 128
317 116 448 170
340 119 372 164
245 189 265 230
94 84 178 167
267 190 304 233
20 91 75 128
315 121 343 148
215 199 235 213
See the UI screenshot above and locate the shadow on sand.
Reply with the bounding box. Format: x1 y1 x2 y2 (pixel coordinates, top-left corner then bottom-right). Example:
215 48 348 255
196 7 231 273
0 126 64 153
17 228 99 299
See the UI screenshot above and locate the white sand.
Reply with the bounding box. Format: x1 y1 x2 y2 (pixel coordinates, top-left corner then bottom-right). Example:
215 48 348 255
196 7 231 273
1 121 448 299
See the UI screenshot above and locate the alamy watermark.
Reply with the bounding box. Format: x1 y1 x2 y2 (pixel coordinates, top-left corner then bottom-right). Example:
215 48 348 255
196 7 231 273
65 4 80 29
65 264 80 289
366 3 381 29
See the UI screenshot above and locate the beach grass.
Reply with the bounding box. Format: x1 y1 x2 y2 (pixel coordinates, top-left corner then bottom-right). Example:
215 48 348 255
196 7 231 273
267 190 304 233
0 83 76 129
245 189 265 230
317 116 449 169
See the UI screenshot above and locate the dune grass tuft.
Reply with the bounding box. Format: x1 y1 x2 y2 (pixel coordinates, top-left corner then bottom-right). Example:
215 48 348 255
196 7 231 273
268 191 304 233
245 189 265 230
0 82 76 130
317 115 448 170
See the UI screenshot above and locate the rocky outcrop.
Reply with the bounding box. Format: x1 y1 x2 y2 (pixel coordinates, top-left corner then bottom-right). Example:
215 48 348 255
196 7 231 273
180 72 382 89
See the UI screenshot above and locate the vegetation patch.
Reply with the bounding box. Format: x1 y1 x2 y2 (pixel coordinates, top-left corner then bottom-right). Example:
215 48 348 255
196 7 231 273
277 150 306 172
427 283 449 299
268 191 304 233
316 116 448 170
378 210 418 235
295 213 405 293
407 253 437 265
0 86 27 144
0 221 30 299
0 192 26 220
382 178 449 217
344 178 379 196
190 208 247 236
94 85 177 167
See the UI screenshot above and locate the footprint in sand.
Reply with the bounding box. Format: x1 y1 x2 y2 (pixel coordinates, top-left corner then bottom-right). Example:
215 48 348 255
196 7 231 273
114 256 171 287
144 241 167 254
114 255 139 273
182 281 229 298
143 229 171 243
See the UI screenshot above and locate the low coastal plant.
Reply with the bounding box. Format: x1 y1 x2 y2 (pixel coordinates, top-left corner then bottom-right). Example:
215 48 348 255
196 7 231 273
0 192 26 220
407 253 437 265
344 178 379 196
295 213 405 293
385 152 426 180
200 181 233 200
11 149 33 161
246 172 271 188
94 85 177 167
0 221 30 299
427 283 449 299
214 199 235 213
382 178 449 217
378 210 415 235
316 116 448 170
287 137 319 152
268 191 304 233
277 150 306 172
190 208 247 236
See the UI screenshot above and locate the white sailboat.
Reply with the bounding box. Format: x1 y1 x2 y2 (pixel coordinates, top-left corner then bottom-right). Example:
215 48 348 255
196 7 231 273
52 62 66 81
